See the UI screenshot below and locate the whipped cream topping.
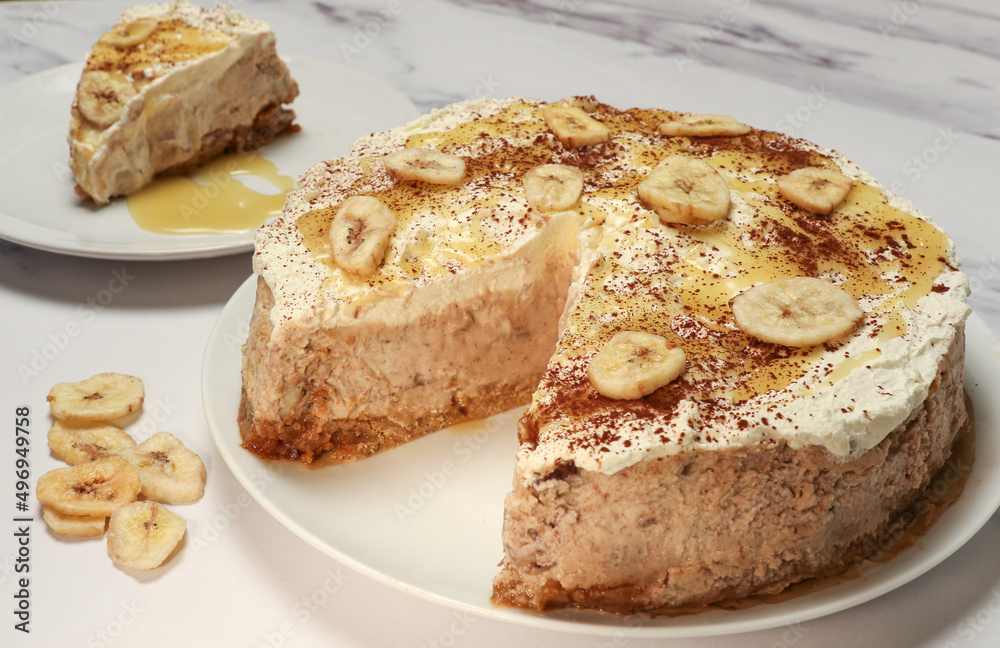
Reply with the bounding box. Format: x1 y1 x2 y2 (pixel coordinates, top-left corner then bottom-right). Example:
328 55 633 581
252 96 970 480
255 99 555 334
84 1 267 84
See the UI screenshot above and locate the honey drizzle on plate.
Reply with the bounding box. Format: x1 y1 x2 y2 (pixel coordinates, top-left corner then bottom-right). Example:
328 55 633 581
127 152 293 235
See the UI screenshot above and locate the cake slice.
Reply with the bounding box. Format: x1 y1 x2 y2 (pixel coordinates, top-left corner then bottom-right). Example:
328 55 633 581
68 1 299 205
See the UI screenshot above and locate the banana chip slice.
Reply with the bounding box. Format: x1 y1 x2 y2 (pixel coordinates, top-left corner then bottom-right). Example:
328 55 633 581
47 373 144 423
48 420 137 465
383 148 466 185
119 432 207 505
42 506 107 538
638 155 730 226
776 166 853 215
75 71 137 129
102 17 159 49
329 196 397 277
523 164 585 212
107 501 186 571
658 114 751 138
36 456 141 517
541 105 611 148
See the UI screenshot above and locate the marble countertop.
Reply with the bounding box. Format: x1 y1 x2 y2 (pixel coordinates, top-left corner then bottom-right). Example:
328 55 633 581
2 1 999 647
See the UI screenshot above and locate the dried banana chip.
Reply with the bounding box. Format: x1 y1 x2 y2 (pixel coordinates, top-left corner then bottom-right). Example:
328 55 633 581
47 373 144 422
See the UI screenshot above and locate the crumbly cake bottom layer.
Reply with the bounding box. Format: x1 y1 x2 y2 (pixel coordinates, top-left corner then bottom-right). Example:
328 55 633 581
239 381 532 465
493 327 967 612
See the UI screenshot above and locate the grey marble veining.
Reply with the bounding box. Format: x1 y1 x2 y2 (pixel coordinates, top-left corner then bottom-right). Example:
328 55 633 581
4 0 999 140
440 0 1000 139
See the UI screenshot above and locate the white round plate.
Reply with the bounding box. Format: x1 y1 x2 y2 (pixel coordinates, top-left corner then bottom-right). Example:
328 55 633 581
203 275 1000 637
0 56 418 260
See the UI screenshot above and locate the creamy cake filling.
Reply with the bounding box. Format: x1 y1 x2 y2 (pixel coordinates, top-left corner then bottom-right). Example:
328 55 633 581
244 213 576 430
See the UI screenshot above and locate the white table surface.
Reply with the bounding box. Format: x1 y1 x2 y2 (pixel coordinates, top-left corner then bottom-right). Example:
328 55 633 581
2 1 1000 646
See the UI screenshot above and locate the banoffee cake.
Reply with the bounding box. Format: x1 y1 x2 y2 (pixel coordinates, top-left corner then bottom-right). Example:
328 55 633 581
69 1 299 205
240 97 970 613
